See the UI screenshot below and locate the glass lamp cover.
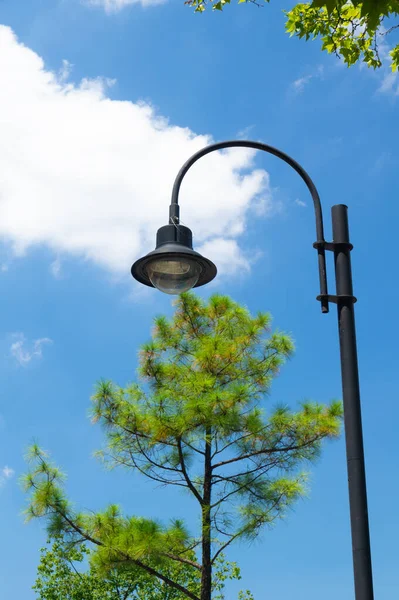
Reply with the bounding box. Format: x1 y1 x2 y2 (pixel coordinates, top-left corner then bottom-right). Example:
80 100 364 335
147 257 201 295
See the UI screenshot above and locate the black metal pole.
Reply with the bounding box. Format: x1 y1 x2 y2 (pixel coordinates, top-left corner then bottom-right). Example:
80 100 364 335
332 204 374 600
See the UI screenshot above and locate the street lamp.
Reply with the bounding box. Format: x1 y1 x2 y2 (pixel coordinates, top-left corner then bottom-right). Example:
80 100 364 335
131 140 374 600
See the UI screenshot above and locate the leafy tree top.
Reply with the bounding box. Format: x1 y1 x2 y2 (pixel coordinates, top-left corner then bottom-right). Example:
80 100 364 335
186 1 399 71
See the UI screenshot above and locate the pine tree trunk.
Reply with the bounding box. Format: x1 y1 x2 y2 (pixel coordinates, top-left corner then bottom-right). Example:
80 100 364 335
200 426 212 600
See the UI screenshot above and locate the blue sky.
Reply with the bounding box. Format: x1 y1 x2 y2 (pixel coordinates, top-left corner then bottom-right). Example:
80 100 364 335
0 0 398 598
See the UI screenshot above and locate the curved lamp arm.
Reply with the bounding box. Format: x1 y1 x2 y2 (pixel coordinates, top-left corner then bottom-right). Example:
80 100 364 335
169 140 329 313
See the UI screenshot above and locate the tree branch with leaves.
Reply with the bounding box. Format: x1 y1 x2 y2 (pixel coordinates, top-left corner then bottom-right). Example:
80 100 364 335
186 1 399 71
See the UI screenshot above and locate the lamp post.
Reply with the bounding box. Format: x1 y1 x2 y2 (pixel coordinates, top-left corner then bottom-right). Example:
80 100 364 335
131 140 374 600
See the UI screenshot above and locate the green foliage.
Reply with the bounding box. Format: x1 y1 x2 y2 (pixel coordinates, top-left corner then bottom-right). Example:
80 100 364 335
34 538 242 599
24 293 342 600
186 0 268 14
285 2 399 70
187 0 399 71
33 539 138 600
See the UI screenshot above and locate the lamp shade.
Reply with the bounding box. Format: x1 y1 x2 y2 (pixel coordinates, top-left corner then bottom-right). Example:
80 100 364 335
131 224 217 294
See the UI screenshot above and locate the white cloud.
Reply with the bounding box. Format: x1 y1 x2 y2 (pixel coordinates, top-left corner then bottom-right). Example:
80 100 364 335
198 239 252 277
50 257 62 279
371 151 393 175
10 333 53 366
58 59 72 83
295 198 307 207
292 74 313 94
85 0 167 13
0 25 272 286
291 65 324 95
2 466 14 478
371 32 399 96
236 125 255 139
379 70 399 96
0 465 14 487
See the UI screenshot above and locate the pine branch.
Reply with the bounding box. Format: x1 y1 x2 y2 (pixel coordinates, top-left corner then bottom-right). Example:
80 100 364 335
30 477 200 600
211 496 283 565
177 437 204 505
211 430 255 459
164 552 202 571
183 438 206 457
211 435 324 471
211 467 272 509
125 449 186 487
134 433 183 475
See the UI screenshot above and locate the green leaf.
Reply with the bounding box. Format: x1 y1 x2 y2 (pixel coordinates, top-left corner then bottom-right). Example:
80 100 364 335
321 39 335 53
311 0 336 12
361 0 386 29
390 45 399 72
285 17 297 35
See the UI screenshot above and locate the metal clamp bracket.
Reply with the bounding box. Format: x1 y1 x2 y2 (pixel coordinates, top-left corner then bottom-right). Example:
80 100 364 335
313 240 354 252
317 294 357 306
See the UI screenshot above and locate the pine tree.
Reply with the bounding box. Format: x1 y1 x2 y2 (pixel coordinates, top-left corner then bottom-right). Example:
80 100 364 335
24 292 342 600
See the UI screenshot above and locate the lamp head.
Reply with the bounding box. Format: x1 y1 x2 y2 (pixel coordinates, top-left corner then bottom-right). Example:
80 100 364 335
131 223 217 295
